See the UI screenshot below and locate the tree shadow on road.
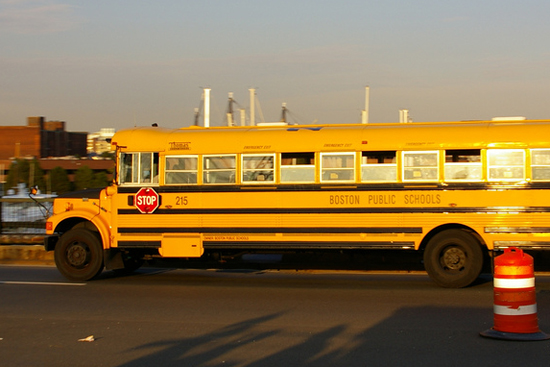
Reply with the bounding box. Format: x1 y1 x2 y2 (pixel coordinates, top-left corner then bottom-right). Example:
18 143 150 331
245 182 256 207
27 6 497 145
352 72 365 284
117 290 550 367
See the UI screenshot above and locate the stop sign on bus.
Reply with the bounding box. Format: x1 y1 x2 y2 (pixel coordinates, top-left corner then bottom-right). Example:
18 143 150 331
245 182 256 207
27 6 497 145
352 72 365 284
135 187 160 214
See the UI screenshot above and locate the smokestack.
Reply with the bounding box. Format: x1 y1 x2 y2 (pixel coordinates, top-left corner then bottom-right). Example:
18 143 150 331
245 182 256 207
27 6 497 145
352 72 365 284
362 86 370 124
204 87 211 128
249 88 255 126
399 109 409 123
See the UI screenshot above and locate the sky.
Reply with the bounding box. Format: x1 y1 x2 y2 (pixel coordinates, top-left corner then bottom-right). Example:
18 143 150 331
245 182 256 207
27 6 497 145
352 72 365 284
1 0 550 132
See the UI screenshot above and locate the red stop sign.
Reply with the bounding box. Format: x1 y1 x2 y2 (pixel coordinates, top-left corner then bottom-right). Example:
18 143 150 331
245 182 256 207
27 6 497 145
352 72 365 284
135 187 160 214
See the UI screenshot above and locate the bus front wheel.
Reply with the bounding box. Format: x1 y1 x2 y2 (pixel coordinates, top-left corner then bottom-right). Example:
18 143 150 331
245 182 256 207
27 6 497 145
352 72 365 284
423 229 483 288
55 228 104 281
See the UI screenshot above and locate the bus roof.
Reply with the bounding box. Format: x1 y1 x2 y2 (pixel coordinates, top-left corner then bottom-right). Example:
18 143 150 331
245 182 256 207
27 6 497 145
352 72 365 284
111 119 550 154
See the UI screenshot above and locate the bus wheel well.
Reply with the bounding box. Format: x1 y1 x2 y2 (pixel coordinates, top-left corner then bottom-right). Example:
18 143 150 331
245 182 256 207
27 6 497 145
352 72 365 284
420 224 486 253
56 218 100 236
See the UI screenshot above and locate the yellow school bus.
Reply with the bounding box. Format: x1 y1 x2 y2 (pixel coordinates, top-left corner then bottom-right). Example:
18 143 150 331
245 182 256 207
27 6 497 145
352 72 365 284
44 118 550 287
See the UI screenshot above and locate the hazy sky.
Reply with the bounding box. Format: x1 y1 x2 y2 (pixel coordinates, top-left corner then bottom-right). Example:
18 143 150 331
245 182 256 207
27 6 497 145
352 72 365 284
1 0 549 132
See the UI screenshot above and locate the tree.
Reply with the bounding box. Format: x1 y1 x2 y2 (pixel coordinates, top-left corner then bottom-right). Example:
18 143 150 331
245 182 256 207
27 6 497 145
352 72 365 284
5 159 28 190
29 159 46 192
91 171 109 188
74 166 94 191
5 158 46 192
49 166 72 195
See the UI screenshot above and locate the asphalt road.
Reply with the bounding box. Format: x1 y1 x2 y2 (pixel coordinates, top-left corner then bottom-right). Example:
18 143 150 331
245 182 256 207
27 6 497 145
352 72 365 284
1 265 550 367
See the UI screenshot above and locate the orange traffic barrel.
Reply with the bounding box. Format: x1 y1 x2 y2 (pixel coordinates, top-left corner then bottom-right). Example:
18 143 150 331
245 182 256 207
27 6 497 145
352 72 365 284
481 247 549 341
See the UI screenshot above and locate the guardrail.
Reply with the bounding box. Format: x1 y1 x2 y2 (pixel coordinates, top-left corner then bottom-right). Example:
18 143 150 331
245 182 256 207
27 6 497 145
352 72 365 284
0 197 53 244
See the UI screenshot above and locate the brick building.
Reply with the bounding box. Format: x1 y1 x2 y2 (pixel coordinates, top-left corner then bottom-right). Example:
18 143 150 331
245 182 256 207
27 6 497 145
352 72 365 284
0 117 112 186
0 117 87 160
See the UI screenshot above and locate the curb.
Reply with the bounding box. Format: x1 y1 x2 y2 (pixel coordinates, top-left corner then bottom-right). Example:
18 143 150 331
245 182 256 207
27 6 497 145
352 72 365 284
0 244 54 265
1 234 45 245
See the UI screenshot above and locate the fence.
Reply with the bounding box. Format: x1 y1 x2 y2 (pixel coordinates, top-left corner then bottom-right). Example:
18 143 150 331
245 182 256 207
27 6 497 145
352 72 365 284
0 197 53 244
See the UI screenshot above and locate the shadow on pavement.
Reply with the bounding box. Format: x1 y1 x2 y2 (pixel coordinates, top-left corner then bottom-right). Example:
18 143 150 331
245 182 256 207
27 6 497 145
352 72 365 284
118 292 550 367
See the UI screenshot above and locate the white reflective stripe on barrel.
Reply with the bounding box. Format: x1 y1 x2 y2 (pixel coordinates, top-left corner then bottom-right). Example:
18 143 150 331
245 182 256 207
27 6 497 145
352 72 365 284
494 304 537 316
494 277 535 289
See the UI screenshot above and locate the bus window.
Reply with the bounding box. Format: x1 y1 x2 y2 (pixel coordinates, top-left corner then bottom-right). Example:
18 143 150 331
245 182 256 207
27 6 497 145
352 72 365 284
321 153 355 182
361 151 397 182
280 152 315 183
120 152 159 185
403 151 439 181
203 155 236 184
487 149 525 181
444 149 482 181
165 155 198 185
242 154 275 183
532 149 550 181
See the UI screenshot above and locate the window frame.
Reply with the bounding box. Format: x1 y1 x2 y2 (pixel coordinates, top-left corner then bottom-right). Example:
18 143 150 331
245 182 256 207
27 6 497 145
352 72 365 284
444 149 482 182
280 152 316 183
203 154 237 185
119 152 159 186
241 153 276 184
402 150 439 182
164 155 199 185
487 149 525 182
320 152 356 183
531 149 550 182
360 151 397 183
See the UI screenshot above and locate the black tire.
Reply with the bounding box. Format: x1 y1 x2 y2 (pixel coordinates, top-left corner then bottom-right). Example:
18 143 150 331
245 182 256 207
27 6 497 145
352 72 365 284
54 228 104 281
423 229 484 288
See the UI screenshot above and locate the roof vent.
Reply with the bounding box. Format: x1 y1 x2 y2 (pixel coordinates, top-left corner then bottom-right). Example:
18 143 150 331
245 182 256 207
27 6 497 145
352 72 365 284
491 116 526 121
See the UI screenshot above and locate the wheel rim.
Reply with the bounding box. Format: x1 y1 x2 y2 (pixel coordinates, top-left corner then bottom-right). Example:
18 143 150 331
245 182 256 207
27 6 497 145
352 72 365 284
66 242 90 269
440 246 466 271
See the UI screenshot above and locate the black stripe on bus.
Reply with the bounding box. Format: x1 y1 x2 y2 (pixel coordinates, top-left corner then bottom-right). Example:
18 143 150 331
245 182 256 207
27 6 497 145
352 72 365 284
117 241 161 248
203 241 416 250
117 227 423 234
485 227 550 234
117 206 550 215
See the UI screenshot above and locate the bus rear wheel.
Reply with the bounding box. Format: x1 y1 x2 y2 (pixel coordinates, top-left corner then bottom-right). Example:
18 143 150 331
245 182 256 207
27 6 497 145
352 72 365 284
423 229 483 288
55 228 104 281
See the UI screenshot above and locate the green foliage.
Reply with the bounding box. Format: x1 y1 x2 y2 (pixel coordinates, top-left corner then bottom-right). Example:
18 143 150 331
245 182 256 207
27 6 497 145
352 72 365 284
91 171 109 188
5 159 26 189
74 165 95 191
6 159 112 194
49 166 72 195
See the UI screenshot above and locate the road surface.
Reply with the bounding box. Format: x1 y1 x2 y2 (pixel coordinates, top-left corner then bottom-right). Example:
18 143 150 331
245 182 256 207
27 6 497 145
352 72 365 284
1 265 550 366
